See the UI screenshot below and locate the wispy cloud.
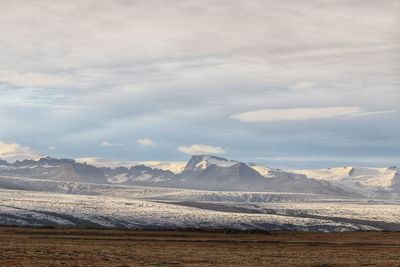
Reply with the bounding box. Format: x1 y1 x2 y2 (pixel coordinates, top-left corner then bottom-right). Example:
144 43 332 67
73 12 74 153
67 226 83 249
349 110 396 118
0 71 72 88
178 144 225 155
137 139 156 146
0 1 398 168
231 107 395 122
101 141 124 147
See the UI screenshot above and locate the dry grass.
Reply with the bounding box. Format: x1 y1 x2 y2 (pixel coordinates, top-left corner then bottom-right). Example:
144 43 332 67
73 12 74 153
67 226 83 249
0 227 399 266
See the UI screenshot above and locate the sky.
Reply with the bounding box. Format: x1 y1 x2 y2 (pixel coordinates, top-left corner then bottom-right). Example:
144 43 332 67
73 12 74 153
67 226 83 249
0 0 399 168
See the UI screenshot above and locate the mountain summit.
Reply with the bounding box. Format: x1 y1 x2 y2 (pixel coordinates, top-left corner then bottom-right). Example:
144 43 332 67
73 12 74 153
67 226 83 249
183 155 239 172
178 155 268 191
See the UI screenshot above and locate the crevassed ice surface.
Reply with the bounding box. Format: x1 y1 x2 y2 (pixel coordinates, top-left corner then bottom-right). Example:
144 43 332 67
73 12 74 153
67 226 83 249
0 187 396 231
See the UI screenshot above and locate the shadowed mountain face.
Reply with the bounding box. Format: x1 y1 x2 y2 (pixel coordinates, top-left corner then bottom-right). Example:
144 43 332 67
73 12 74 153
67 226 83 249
178 156 269 191
0 157 104 183
102 165 175 186
392 171 400 193
0 155 398 198
176 155 355 196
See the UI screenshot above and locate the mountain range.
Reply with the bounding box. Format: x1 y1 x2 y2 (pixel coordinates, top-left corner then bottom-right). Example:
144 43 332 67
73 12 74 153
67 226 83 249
0 155 398 198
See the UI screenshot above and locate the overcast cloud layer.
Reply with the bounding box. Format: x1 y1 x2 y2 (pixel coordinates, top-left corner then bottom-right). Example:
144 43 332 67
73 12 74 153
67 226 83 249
0 0 399 168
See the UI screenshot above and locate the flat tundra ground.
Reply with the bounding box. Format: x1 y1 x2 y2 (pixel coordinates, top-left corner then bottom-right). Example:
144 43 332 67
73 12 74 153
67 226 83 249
0 227 400 266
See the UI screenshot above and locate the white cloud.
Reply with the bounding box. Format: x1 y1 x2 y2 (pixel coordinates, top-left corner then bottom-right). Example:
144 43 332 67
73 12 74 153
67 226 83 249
291 81 315 90
0 141 42 162
178 144 225 155
137 139 155 146
47 146 57 151
101 141 124 147
349 110 396 118
231 107 394 122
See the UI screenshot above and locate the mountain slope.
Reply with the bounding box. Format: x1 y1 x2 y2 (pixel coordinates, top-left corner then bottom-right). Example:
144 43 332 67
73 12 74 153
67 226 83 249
292 167 399 198
247 163 352 196
103 165 175 186
177 156 269 191
0 157 100 183
175 155 352 195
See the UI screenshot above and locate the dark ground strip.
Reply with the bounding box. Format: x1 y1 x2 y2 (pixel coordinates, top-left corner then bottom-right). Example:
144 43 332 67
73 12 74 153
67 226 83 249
1 227 400 267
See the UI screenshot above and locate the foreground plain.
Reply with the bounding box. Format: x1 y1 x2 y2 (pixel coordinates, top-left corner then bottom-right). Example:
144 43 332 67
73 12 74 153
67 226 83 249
0 227 400 266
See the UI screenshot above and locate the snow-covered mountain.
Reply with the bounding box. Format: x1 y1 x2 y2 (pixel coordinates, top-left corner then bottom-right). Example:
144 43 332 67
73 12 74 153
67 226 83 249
172 155 347 195
103 165 175 186
0 157 105 183
246 163 352 196
292 167 400 198
176 155 270 191
0 155 398 198
183 155 240 171
1 156 398 232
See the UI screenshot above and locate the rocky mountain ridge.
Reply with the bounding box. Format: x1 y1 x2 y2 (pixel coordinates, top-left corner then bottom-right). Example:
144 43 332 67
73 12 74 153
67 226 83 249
0 155 398 198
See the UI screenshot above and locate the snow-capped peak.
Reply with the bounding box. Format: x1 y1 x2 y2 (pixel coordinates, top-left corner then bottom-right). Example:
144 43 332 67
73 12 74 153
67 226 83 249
292 166 398 188
184 155 238 171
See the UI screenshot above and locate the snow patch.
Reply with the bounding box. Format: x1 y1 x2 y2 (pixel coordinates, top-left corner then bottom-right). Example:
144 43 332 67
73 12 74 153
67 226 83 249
195 156 238 170
107 173 129 184
250 165 274 178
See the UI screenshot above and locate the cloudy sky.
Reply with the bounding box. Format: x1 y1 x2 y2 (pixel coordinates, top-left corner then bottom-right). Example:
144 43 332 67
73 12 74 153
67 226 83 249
0 0 399 168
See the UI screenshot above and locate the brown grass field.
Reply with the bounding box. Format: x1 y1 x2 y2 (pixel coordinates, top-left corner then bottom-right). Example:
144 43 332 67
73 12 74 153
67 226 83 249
0 227 399 266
